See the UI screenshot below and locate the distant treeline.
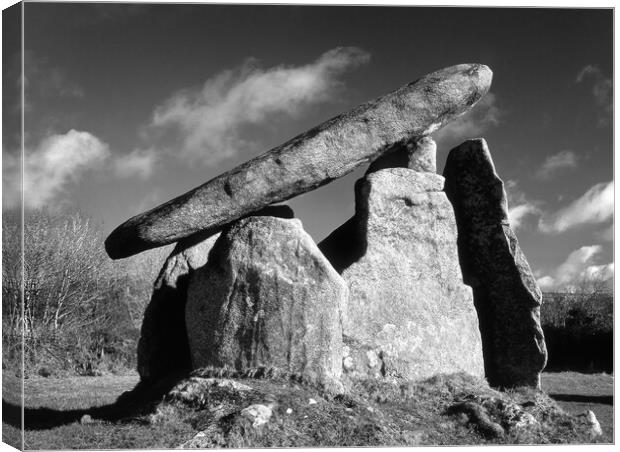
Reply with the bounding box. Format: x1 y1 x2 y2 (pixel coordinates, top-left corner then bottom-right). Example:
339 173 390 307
2 208 170 377
541 291 613 373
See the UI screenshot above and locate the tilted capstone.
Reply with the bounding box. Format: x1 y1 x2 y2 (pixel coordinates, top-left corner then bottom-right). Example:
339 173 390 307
105 64 493 259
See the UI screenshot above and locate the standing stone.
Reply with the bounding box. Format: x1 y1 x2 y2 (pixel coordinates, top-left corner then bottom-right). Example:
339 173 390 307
137 232 219 382
105 64 493 259
321 168 484 380
137 205 294 382
185 216 347 392
443 138 547 389
367 136 437 174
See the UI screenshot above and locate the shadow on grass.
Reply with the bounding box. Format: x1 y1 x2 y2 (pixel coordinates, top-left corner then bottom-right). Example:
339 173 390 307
549 394 613 405
2 372 187 431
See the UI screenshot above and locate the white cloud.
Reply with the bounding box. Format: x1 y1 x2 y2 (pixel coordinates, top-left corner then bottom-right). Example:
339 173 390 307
504 179 541 231
576 65 612 127
432 92 501 144
538 181 613 234
3 130 110 209
147 47 371 166
537 245 613 291
536 276 556 291
583 262 614 282
113 148 159 179
536 150 578 179
508 203 541 231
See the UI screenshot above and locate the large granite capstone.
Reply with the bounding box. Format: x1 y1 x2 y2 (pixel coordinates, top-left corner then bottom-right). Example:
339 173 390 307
106 64 492 259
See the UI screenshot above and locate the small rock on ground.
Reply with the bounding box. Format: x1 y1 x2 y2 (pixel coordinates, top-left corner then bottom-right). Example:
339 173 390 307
583 410 603 437
240 404 273 428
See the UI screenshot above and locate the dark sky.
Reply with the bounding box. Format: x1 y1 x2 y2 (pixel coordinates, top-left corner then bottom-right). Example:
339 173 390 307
3 2 614 290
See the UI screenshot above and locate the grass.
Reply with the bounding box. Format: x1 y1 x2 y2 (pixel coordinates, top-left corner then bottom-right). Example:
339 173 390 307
2 370 610 449
541 371 613 442
2 372 196 450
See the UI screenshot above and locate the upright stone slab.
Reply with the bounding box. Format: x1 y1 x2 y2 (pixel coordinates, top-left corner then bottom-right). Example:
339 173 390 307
321 168 484 380
137 233 219 382
185 216 347 392
443 138 547 389
320 137 437 275
138 205 293 382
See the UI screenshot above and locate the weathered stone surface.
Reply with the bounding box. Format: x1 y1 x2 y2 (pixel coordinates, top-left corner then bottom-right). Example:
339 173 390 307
583 410 603 438
341 337 386 379
106 64 493 259
185 216 347 391
443 138 547 389
366 136 437 174
240 404 274 428
137 233 218 382
137 205 293 382
319 136 437 274
321 168 484 380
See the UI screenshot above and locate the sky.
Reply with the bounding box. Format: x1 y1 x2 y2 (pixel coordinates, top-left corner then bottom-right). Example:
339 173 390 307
2 2 614 292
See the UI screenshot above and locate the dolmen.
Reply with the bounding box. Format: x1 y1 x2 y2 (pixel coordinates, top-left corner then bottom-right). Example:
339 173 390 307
105 63 547 391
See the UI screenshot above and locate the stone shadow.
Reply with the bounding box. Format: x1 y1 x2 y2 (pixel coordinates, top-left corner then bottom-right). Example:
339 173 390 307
2 372 186 431
548 394 613 405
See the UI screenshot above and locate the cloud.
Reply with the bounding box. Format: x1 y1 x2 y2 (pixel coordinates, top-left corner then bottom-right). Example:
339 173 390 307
508 203 541 231
583 262 614 282
537 245 613 291
576 65 612 127
504 179 541 231
538 181 613 234
432 92 501 144
536 150 578 179
147 47 371 166
3 130 110 209
113 148 159 179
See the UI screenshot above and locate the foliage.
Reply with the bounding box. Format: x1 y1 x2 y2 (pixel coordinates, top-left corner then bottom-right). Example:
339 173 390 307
2 208 169 377
541 290 613 372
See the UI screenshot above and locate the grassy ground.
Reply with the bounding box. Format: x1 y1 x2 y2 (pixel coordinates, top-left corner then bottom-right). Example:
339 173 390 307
2 370 611 449
541 371 613 442
2 373 148 450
